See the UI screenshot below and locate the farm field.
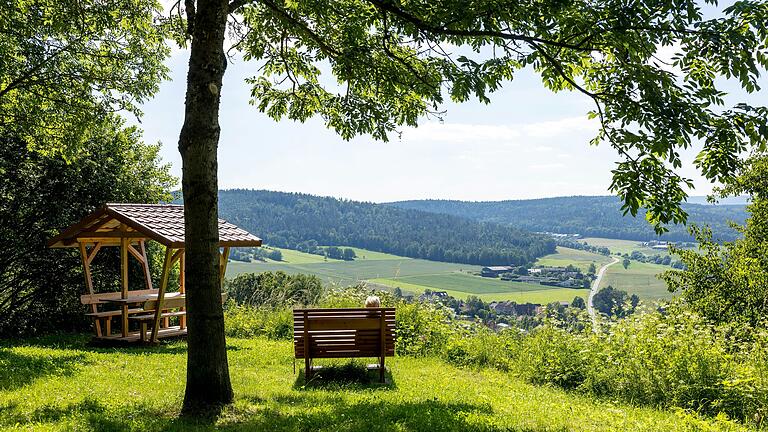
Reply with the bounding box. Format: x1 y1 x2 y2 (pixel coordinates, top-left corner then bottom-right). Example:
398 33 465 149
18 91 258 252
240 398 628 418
535 246 611 271
370 277 589 303
227 252 477 286
228 246 597 304
599 261 675 299
581 237 671 256
261 246 342 264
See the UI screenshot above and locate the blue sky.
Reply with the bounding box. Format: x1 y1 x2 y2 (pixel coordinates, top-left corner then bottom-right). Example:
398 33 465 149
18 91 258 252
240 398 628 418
132 20 763 203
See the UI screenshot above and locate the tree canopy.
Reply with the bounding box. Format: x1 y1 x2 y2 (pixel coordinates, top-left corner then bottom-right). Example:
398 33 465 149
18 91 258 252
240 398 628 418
226 0 768 231
663 154 768 327
0 0 169 157
0 116 176 336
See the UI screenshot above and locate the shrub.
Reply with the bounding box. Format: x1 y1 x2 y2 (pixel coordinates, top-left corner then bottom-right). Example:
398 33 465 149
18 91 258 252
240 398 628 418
224 302 293 340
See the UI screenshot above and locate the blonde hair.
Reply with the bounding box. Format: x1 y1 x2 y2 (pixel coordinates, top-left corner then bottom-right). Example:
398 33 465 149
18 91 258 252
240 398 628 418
365 296 381 308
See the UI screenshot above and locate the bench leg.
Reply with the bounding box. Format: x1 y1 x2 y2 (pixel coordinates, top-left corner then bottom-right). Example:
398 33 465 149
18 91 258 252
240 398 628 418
380 356 385 383
105 318 111 336
305 356 311 381
140 322 147 342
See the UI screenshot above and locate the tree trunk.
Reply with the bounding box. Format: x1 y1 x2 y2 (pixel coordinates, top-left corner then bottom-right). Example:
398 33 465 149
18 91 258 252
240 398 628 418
178 0 232 412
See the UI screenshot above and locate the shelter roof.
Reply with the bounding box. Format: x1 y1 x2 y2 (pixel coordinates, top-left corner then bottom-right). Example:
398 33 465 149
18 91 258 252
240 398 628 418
48 203 262 248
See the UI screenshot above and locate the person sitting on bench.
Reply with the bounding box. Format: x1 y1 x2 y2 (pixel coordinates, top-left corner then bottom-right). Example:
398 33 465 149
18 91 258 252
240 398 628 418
365 296 381 308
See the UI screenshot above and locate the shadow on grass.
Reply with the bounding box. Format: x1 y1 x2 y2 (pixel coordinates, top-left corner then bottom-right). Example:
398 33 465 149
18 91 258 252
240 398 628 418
292 361 397 390
0 348 87 391
0 394 550 432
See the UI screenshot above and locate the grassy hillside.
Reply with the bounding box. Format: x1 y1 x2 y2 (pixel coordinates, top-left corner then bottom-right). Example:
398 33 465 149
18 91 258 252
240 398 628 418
0 335 748 431
229 246 596 304
535 246 611 271
599 261 673 299
370 277 589 303
581 237 672 256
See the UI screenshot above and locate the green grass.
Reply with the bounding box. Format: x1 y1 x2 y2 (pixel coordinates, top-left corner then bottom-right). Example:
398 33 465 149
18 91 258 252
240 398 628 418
599 261 674 299
581 237 671 256
535 247 611 272
0 334 749 431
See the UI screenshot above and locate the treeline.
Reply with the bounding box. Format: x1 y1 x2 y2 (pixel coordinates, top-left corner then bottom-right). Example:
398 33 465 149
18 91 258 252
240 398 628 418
215 190 556 266
389 196 747 242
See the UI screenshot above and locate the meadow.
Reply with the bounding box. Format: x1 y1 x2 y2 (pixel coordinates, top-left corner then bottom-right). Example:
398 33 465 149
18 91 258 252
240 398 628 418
535 246 612 271
229 244 678 303
0 335 750 432
581 237 671 256
599 261 674 299
228 246 598 304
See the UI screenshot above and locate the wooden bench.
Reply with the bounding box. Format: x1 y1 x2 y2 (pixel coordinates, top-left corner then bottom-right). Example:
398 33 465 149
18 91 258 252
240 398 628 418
130 296 187 342
81 289 159 336
294 308 395 383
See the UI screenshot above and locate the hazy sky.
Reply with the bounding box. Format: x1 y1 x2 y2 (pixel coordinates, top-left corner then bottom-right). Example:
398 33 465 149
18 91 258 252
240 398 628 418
131 22 763 203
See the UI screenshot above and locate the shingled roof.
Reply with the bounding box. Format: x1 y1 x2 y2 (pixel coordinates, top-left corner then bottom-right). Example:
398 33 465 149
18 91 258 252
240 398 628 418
48 203 262 248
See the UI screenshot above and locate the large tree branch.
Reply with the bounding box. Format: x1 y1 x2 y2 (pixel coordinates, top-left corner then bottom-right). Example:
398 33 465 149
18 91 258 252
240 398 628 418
366 0 597 52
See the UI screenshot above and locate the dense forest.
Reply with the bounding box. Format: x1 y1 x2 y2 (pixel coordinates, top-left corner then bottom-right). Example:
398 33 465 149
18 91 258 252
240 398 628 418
388 196 747 242
215 190 555 266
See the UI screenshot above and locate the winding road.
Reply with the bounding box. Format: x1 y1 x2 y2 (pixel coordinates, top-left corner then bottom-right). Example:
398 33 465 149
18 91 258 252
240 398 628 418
587 256 621 329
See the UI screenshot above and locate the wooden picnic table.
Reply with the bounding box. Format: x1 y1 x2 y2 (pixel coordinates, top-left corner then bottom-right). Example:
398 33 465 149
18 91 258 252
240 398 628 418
100 293 186 337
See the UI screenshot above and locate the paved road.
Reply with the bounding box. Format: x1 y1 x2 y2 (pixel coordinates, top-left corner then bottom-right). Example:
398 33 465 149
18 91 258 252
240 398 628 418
587 256 621 329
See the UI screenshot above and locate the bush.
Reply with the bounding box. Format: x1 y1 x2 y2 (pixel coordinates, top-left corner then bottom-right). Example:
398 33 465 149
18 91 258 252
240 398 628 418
224 302 293 340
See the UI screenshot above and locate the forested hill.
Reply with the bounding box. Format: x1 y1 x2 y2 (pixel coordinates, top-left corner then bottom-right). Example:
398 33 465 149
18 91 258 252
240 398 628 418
216 190 555 266
388 196 747 242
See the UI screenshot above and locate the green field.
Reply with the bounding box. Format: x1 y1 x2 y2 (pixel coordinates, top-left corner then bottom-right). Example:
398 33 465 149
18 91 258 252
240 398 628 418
227 253 476 286
228 246 595 304
599 261 674 299
535 246 611 271
581 237 671 256
370 277 589 303
262 246 342 264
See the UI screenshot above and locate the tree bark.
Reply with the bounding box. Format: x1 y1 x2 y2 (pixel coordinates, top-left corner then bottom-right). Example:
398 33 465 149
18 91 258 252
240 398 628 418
178 0 232 412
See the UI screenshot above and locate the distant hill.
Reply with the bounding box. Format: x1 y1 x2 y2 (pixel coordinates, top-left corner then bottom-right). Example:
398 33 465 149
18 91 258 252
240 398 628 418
387 196 747 242
216 190 556 266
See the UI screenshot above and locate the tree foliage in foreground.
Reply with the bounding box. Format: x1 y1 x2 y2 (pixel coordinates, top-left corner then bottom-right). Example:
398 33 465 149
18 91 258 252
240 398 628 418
0 0 169 158
663 154 768 327
0 118 175 337
229 0 768 231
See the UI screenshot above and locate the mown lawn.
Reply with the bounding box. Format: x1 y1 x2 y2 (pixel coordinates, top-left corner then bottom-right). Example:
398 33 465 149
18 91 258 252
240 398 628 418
0 335 750 431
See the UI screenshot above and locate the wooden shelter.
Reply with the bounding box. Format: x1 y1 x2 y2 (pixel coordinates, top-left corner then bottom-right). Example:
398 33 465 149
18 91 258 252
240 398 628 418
48 203 262 343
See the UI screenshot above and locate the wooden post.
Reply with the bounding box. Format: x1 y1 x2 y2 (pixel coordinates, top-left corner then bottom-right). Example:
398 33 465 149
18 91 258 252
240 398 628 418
150 247 175 342
78 242 102 337
179 250 186 330
219 247 230 288
120 237 129 337
304 310 310 381
379 310 386 383
138 240 154 291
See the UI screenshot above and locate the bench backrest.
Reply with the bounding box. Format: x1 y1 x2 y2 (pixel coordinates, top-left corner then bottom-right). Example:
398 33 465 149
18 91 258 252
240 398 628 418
80 289 158 305
293 308 395 359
